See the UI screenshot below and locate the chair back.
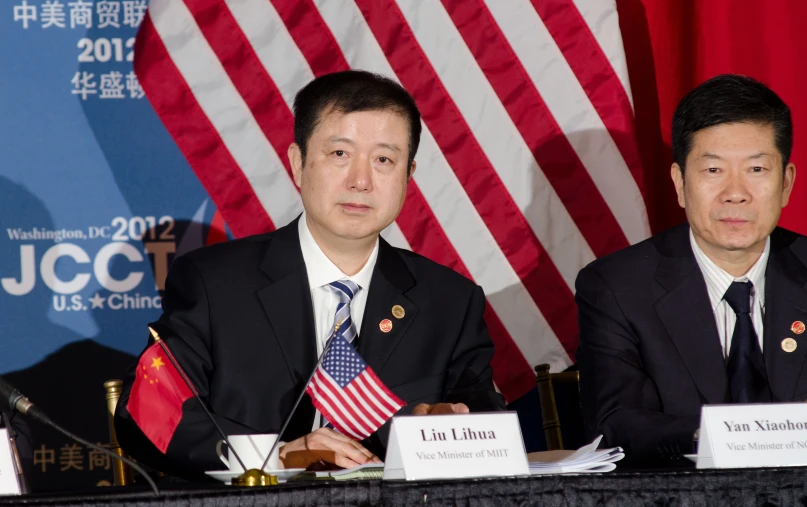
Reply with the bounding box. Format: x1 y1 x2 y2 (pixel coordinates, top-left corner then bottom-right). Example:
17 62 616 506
534 364 583 450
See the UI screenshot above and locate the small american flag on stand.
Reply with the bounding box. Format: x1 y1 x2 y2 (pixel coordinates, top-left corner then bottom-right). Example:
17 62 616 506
306 333 404 440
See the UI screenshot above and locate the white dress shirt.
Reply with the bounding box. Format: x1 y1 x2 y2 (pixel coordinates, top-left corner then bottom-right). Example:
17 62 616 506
690 229 769 358
298 213 379 429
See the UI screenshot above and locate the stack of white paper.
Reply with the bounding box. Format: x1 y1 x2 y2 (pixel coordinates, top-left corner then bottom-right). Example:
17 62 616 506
527 435 624 474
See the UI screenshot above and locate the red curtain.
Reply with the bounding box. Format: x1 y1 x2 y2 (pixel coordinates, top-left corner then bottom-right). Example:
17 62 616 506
618 0 807 235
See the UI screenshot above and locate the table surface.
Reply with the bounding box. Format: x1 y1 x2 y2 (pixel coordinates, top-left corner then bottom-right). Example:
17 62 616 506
3 466 807 507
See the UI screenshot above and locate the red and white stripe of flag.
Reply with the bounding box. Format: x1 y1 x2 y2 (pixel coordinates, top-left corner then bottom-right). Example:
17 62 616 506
135 0 650 403
307 366 404 439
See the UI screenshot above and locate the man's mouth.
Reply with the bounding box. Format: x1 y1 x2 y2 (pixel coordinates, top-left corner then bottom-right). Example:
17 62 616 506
719 218 750 225
340 203 371 212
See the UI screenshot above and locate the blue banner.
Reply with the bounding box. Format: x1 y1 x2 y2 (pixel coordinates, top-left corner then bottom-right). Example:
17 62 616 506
1 0 229 490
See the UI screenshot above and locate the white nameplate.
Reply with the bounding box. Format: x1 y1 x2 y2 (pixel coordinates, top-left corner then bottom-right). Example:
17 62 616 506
0 429 21 496
697 403 807 469
383 412 530 481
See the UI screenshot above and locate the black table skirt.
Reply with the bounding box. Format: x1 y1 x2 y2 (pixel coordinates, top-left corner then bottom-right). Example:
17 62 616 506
3 467 807 507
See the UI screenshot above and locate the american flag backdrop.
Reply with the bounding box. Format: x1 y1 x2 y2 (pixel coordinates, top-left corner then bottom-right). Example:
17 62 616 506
134 0 650 404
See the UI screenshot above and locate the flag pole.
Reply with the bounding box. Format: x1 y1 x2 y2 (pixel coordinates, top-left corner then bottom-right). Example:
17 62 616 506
147 326 249 474
258 328 341 472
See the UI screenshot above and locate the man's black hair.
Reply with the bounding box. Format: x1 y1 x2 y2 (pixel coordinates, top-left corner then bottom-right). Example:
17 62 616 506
293 70 422 171
672 74 792 172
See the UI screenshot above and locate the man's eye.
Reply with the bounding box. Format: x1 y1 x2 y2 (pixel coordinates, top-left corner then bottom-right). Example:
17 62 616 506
708 167 719 173
333 150 345 157
752 166 763 172
378 157 390 164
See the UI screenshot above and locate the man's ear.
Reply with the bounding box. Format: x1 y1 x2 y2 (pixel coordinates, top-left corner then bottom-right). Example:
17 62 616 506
671 163 686 209
288 143 303 188
408 160 417 180
782 162 796 207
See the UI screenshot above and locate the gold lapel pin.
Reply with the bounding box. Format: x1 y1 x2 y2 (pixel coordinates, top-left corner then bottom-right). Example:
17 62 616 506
379 319 393 333
792 321 805 335
392 305 405 319
782 337 798 353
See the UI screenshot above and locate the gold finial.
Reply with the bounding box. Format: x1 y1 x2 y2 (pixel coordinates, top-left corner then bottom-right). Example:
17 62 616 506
148 326 161 342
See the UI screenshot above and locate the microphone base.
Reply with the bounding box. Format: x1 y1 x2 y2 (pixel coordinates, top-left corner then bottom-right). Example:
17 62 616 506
232 468 279 487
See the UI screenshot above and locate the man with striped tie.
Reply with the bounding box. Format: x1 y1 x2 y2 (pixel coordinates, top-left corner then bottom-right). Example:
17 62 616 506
115 70 504 480
576 74 807 462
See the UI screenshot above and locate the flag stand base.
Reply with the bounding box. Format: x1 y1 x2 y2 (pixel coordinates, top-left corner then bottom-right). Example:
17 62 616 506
232 469 279 487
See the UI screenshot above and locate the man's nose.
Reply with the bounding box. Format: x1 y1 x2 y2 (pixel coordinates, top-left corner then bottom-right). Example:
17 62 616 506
347 156 373 192
720 171 751 204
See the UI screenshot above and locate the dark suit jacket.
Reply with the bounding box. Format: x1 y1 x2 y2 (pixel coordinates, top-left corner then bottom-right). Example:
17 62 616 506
576 224 807 461
115 218 504 479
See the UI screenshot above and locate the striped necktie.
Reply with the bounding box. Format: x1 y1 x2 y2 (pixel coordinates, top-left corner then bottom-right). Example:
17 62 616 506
320 280 361 430
328 280 360 344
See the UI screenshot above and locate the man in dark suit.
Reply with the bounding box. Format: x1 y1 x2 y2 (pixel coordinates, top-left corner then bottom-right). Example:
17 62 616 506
115 70 504 479
576 74 802 461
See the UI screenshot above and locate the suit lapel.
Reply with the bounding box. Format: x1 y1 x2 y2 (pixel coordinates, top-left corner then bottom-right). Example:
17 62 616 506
654 225 728 404
357 239 418 373
256 219 317 384
763 229 807 401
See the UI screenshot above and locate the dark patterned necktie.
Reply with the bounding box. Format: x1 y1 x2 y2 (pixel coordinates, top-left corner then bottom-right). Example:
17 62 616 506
723 281 771 403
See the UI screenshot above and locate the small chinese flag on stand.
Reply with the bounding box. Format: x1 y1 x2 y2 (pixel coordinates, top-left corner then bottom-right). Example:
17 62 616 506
127 334 193 453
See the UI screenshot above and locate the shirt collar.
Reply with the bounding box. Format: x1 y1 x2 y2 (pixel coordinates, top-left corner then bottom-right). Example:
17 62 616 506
298 212 379 292
689 227 769 311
